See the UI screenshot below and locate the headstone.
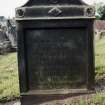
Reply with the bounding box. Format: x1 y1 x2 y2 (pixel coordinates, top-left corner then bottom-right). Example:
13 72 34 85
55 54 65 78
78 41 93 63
7 20 17 48
16 0 95 105
0 27 12 54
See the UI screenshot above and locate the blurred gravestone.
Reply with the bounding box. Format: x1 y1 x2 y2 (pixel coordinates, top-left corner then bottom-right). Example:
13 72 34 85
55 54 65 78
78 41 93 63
0 25 11 54
7 19 17 49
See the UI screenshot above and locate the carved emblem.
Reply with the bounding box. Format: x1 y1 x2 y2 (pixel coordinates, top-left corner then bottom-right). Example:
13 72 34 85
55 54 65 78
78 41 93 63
16 9 25 17
85 7 95 17
48 7 62 16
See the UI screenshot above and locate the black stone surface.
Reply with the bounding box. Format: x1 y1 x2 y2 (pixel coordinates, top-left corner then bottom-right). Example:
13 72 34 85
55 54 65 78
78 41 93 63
24 0 86 6
25 28 88 90
16 0 95 104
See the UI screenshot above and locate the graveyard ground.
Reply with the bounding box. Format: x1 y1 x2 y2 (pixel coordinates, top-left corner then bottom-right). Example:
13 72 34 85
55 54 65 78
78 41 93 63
0 38 105 104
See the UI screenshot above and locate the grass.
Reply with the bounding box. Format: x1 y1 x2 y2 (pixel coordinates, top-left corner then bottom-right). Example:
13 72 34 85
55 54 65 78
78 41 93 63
0 53 19 102
0 38 105 104
95 38 105 80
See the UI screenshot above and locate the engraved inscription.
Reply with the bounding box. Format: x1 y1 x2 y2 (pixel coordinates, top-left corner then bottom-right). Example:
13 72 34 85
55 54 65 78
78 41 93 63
25 28 88 90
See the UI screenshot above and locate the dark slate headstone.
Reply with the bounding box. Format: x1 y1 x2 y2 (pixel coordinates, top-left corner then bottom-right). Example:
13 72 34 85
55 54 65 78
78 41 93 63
16 0 95 104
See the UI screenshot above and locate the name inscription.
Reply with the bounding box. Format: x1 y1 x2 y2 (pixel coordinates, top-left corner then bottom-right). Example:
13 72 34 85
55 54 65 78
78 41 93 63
25 28 88 89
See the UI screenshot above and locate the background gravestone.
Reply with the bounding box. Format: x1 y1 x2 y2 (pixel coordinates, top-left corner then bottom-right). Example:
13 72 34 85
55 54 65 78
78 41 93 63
0 17 17 54
0 25 11 54
16 0 95 105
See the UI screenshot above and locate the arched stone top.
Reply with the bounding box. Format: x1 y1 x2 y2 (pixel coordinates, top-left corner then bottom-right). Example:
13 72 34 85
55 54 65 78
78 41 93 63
23 0 87 6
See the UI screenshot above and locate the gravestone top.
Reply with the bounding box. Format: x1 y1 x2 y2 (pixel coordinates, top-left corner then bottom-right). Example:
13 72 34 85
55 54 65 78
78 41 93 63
16 0 95 20
23 0 87 6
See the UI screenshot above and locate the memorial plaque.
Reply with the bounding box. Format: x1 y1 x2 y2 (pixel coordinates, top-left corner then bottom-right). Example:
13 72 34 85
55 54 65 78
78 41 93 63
25 28 88 90
16 0 95 104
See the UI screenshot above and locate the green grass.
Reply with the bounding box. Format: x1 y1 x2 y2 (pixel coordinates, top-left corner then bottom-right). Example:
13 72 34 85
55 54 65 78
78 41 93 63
0 38 105 104
0 53 19 102
95 38 105 79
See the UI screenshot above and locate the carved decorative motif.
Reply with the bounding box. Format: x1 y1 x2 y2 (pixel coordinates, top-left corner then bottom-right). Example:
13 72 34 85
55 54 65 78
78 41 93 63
48 7 62 16
16 9 25 17
85 7 95 17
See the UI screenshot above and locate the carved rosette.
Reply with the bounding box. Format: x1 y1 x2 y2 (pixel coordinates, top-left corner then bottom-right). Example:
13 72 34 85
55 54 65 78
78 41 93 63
85 7 95 17
16 9 25 17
